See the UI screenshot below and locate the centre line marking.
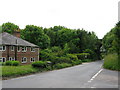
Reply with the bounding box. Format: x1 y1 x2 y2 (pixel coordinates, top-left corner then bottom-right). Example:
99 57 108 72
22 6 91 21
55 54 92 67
88 69 103 83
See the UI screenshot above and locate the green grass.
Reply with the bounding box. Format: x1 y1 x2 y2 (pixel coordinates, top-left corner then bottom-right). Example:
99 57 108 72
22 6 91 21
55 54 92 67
2 65 39 79
103 53 120 71
1 59 94 79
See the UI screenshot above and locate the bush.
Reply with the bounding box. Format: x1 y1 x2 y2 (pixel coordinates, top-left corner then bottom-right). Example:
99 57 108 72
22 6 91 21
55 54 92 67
5 61 13 66
12 61 20 66
40 49 58 62
53 63 72 69
103 53 120 71
66 54 82 65
5 61 20 66
67 54 78 61
57 57 71 63
32 61 47 68
75 53 90 60
83 49 94 59
48 56 71 65
40 50 52 61
72 60 82 65
0 62 5 66
51 46 62 52
81 59 92 62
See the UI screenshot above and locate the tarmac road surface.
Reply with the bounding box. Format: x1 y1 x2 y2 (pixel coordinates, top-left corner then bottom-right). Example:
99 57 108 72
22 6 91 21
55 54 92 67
2 60 118 88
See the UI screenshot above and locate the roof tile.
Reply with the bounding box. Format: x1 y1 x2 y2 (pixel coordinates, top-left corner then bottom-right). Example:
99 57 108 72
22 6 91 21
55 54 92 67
0 32 39 47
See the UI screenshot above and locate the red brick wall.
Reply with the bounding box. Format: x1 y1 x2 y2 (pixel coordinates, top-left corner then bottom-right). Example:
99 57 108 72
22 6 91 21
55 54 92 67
1 45 39 65
13 32 21 38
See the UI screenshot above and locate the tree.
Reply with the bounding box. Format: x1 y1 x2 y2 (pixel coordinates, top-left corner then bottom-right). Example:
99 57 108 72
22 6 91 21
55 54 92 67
115 21 120 59
57 28 75 47
0 26 2 33
102 28 117 54
2 22 19 34
21 25 50 49
63 43 70 54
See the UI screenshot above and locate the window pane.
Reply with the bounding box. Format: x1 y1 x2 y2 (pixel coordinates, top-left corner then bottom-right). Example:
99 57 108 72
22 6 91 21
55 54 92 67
3 58 5 62
3 46 5 50
0 58 2 62
0 46 3 50
18 46 20 51
31 47 35 52
11 46 14 51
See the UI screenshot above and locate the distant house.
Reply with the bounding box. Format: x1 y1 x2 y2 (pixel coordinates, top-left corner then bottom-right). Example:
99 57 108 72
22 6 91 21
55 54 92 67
0 32 39 64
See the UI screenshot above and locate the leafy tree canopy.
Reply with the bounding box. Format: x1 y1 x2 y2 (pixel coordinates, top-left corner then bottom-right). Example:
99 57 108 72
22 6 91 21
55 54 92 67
21 25 50 49
2 22 19 34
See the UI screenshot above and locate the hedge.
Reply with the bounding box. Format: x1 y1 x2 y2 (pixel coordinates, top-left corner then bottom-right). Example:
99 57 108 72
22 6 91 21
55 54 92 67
75 53 90 60
5 61 20 66
32 61 47 68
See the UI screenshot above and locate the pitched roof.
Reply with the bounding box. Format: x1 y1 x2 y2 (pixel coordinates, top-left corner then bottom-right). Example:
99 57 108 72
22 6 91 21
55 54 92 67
0 32 39 47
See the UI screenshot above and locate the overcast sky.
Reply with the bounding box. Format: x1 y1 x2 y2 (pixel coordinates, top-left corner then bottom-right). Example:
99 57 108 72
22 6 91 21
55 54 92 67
0 0 119 39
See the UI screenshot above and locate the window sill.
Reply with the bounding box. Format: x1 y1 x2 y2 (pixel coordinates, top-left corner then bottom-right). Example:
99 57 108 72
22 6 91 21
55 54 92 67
31 51 35 52
22 51 27 52
22 62 27 63
0 50 6 51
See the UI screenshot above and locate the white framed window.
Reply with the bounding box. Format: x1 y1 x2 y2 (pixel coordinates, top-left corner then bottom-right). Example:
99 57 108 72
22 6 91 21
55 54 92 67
0 46 6 51
0 57 6 62
11 46 14 51
30 57 35 62
22 47 27 52
21 57 27 63
0 58 2 62
9 57 15 61
31 47 35 52
17 46 21 52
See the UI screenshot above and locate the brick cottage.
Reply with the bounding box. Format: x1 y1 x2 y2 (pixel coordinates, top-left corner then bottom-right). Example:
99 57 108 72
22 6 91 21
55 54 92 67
0 32 40 64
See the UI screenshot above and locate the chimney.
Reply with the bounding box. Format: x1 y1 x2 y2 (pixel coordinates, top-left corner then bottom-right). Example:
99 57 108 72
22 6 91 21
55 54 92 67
13 29 21 38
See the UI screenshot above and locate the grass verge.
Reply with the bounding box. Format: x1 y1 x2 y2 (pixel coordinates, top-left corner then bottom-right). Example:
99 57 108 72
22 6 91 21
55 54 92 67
103 53 120 71
2 65 39 79
2 59 95 80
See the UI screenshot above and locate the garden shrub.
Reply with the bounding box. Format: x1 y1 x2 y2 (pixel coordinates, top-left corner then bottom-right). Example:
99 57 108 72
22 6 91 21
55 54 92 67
40 50 51 61
0 62 5 66
32 61 47 68
66 54 82 65
53 63 72 69
5 61 13 66
67 54 78 61
46 66 52 70
50 46 65 57
12 61 20 66
5 61 20 66
57 57 71 63
40 49 58 62
75 53 90 60
81 59 92 62
49 56 71 65
72 60 82 65
83 49 94 59
51 46 62 52
42 49 52 53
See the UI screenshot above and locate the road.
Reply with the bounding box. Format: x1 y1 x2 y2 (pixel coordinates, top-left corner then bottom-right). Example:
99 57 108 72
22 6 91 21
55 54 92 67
2 60 118 88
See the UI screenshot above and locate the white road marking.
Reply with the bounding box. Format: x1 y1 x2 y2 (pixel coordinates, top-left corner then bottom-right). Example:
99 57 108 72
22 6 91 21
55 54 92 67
91 87 96 88
88 69 103 83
